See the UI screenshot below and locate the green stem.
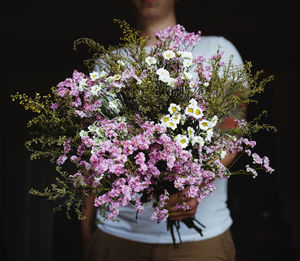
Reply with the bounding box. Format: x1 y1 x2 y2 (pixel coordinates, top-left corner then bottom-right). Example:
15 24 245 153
228 149 246 170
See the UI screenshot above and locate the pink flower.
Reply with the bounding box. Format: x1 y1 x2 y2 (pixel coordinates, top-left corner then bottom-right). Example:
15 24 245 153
77 144 85 156
148 164 160 177
57 154 67 165
174 177 185 190
72 97 82 107
63 140 71 154
69 172 86 187
135 152 146 165
252 153 263 164
57 87 68 97
109 163 125 175
74 110 87 118
72 70 86 84
245 149 252 156
50 102 59 109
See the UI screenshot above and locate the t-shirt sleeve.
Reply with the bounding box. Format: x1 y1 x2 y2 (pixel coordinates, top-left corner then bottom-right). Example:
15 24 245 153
218 36 244 66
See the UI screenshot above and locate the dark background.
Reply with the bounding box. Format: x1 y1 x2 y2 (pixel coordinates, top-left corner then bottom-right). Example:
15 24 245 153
2 0 300 260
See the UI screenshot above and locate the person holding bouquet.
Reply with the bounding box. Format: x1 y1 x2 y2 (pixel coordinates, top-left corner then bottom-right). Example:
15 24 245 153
81 0 244 260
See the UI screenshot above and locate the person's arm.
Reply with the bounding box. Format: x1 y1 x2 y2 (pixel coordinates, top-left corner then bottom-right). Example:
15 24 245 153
81 196 96 258
167 111 245 221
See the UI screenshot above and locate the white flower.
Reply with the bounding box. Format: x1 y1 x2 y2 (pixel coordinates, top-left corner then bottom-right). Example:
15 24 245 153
162 50 175 60
177 51 184 56
106 76 115 84
183 59 193 68
203 82 209 87
145 56 157 66
210 115 218 128
205 129 214 142
189 81 195 88
117 60 125 67
90 84 101 96
79 130 88 138
171 113 181 124
112 82 125 89
168 103 181 115
191 136 205 147
189 98 198 106
88 125 96 132
94 175 103 183
199 119 210 131
187 127 195 137
113 74 122 81
185 105 196 117
160 114 171 125
183 71 193 80
156 68 170 77
167 77 177 87
95 127 104 137
175 134 189 148
99 70 108 79
116 116 126 123
109 99 120 110
166 120 177 130
193 107 203 119
108 89 116 98
78 79 87 92
220 150 227 159
178 51 193 59
90 71 100 81
156 68 170 83
185 104 203 119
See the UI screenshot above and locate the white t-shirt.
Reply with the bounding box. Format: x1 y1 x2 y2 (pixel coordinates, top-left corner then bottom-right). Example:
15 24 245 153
96 36 243 244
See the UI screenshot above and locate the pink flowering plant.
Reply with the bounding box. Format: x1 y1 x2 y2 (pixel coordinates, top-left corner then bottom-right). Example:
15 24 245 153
12 20 276 244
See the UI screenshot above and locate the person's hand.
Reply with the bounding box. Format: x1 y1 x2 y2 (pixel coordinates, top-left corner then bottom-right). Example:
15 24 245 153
167 190 198 220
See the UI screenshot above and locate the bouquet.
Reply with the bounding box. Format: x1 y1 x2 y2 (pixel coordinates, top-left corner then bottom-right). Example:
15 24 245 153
12 20 276 246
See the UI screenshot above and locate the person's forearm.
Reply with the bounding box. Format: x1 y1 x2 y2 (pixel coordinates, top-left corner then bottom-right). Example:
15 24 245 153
221 150 238 168
81 196 96 257
220 107 246 168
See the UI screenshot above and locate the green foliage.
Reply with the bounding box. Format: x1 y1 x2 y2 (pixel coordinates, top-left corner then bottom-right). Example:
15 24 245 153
29 174 85 220
12 88 83 162
12 88 87 219
203 53 274 121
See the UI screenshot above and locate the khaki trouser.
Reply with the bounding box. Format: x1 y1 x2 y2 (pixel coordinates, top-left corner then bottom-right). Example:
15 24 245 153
86 228 236 261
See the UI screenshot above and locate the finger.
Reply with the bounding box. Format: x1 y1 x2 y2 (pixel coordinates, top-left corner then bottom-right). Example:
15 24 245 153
168 208 197 218
168 197 198 212
167 204 190 212
167 192 183 207
168 212 196 221
185 198 198 209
